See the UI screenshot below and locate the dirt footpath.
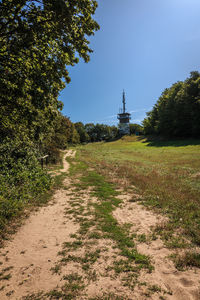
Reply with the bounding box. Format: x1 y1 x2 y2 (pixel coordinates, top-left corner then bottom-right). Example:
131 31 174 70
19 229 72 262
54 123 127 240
0 151 77 299
0 150 200 299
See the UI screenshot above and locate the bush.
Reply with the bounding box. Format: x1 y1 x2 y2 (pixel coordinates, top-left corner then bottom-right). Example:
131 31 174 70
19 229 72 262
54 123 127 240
0 137 51 232
44 141 61 164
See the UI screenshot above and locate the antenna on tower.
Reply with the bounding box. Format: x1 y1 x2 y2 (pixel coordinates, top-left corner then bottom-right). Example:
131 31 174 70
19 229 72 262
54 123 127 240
117 90 131 135
123 90 126 113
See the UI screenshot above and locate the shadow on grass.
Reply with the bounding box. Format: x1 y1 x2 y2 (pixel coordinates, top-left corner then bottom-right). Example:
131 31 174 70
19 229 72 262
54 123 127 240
140 136 200 147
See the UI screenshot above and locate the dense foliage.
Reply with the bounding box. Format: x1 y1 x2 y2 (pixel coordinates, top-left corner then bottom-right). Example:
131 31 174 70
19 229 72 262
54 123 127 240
143 72 200 137
0 0 99 231
84 123 119 142
130 123 144 135
0 137 51 230
0 0 99 145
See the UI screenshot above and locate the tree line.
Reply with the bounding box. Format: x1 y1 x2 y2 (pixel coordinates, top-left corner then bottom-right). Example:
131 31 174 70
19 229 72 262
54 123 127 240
46 116 121 162
50 117 144 162
143 71 200 138
0 0 99 231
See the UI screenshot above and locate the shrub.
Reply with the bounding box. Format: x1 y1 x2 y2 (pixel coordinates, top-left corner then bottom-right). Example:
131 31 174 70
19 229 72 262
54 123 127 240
0 136 51 233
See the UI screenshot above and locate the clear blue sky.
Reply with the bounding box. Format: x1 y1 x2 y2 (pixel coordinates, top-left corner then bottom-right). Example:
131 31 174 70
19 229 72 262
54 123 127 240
60 0 200 125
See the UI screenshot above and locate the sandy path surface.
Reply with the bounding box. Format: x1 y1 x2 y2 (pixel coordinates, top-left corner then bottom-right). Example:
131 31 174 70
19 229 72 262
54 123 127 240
0 150 77 299
0 150 200 299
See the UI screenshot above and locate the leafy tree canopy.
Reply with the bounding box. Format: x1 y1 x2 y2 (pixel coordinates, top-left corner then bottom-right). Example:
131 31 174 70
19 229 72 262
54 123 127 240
130 123 143 135
85 123 119 142
0 0 99 143
143 71 200 137
0 0 99 226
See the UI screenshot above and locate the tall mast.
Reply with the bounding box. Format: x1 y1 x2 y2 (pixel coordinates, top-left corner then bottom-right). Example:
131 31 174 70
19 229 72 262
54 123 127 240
117 90 131 135
123 90 126 113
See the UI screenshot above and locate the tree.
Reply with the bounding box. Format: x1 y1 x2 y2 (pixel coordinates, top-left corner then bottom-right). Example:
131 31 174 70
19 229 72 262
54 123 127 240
74 122 90 143
143 72 200 137
130 124 143 135
85 123 119 142
0 0 99 145
0 1 99 223
85 123 97 142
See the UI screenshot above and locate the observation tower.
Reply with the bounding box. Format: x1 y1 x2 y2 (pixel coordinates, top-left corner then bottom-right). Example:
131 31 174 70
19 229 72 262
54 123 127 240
117 90 131 135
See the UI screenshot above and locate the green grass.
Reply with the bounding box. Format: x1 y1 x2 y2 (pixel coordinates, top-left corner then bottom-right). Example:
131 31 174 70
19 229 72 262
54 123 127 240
89 294 127 300
172 251 200 270
50 151 154 298
74 136 200 266
67 158 152 272
0 266 13 281
23 272 85 299
44 138 200 298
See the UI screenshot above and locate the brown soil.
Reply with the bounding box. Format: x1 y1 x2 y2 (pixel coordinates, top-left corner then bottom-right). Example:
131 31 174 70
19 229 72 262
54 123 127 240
0 151 200 299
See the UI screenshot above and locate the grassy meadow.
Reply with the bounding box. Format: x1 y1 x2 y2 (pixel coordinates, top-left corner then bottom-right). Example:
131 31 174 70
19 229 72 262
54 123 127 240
74 136 200 267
